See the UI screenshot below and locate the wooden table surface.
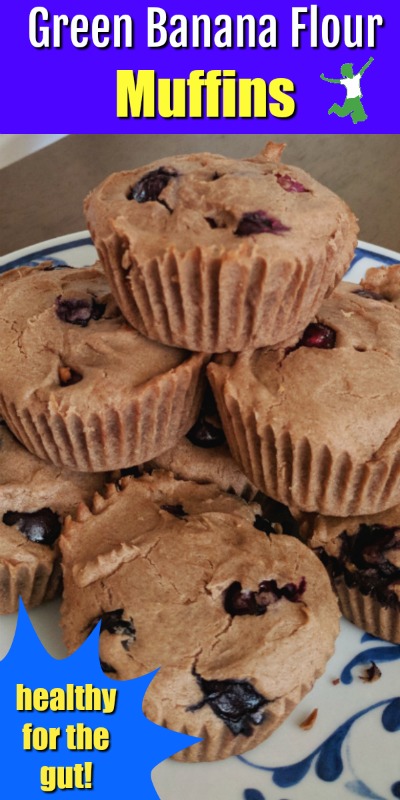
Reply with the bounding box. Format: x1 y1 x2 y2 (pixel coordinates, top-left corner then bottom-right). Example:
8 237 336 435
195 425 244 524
1 134 399 257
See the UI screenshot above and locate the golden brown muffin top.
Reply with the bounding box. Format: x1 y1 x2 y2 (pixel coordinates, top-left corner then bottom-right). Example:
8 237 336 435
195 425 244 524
209 280 400 464
0 264 190 411
85 143 358 264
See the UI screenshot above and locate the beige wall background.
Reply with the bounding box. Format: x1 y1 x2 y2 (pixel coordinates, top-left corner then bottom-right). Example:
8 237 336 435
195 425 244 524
0 135 67 169
1 134 399 255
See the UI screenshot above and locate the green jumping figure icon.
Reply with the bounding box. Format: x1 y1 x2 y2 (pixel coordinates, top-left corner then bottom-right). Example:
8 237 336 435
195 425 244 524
320 57 374 124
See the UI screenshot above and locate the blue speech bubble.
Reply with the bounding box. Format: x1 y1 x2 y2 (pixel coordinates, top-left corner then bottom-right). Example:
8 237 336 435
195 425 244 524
0 600 198 798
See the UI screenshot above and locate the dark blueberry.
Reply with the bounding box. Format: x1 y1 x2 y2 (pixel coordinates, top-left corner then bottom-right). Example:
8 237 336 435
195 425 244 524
224 576 306 617
188 670 268 736
234 211 290 237
120 466 142 478
100 660 117 675
127 167 178 203
315 545 342 579
317 524 400 608
280 576 307 601
100 609 136 638
276 173 308 193
211 172 222 180
224 582 268 616
343 524 400 572
58 366 83 386
3 508 61 546
100 609 136 652
91 301 106 320
160 504 188 519
391 781 400 798
55 295 105 327
297 322 336 349
253 514 275 535
353 289 385 301
205 217 221 229
186 417 226 449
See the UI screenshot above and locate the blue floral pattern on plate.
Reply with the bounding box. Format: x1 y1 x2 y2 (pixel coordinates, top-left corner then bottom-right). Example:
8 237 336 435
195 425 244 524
240 691 400 794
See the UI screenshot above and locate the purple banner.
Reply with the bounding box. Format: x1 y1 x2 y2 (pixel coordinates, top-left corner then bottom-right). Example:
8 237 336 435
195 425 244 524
0 1 398 134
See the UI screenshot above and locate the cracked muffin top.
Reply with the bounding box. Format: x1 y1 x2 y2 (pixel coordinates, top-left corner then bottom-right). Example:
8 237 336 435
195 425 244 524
60 471 339 759
0 421 105 522
0 263 207 471
60 471 338 680
85 142 357 264
0 263 189 404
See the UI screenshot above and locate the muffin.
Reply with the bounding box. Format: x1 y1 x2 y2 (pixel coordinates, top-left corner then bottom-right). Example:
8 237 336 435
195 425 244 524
84 142 358 352
60 472 339 761
0 263 208 472
298 505 400 643
208 280 400 516
0 421 106 613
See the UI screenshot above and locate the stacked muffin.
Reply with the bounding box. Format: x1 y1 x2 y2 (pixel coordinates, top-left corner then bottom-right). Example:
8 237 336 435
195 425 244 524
0 141 378 762
289 265 400 645
209 266 400 646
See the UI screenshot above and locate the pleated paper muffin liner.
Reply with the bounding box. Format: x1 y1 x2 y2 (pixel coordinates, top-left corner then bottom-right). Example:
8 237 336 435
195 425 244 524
0 557 61 615
208 363 400 517
0 352 208 473
95 217 355 352
85 143 358 353
333 577 400 644
144 669 326 763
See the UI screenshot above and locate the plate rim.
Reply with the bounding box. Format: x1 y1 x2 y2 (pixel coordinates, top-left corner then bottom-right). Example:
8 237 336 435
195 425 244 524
1 232 400 270
0 231 93 270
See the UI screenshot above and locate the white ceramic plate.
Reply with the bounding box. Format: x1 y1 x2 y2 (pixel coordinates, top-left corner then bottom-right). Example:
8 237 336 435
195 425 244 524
0 234 400 800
